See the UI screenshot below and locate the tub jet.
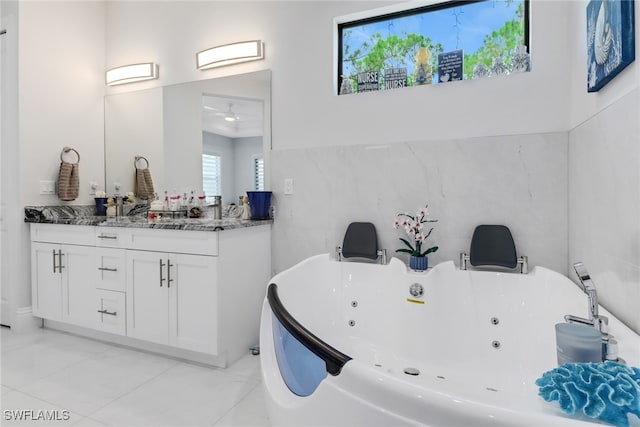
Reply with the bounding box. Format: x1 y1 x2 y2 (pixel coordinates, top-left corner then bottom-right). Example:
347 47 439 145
404 368 420 376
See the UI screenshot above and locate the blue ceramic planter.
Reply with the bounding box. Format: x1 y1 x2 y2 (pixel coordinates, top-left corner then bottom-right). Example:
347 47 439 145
246 191 272 220
95 197 108 216
409 256 428 271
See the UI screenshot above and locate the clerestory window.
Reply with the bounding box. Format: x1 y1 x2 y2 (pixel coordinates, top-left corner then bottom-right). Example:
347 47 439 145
337 0 530 95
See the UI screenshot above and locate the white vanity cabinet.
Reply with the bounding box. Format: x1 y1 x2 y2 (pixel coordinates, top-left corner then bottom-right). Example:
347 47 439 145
29 222 271 367
126 250 218 354
31 226 96 328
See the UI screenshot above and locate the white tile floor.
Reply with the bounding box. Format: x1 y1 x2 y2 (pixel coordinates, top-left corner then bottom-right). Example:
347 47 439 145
1 327 271 426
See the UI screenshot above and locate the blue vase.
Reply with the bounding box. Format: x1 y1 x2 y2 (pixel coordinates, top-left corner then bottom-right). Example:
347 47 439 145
409 256 428 271
246 191 272 220
95 197 108 216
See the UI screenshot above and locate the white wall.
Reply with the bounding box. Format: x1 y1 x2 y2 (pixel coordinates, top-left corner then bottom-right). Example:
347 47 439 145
104 2 571 272
203 134 263 204
105 88 164 195
1 0 19 326
272 133 568 275
273 1 572 150
203 132 235 202
104 1 573 145
19 1 105 206
567 1 640 333
233 137 263 198
2 1 105 328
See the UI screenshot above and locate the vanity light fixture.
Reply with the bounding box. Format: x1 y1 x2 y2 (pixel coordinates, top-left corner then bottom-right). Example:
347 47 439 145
196 40 264 70
105 62 159 86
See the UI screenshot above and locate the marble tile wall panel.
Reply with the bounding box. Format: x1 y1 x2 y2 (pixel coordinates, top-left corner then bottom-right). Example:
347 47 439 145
271 132 569 277
569 88 640 333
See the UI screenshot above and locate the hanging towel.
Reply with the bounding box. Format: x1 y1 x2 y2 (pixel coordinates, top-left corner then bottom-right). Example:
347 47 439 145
57 147 80 201
134 156 155 200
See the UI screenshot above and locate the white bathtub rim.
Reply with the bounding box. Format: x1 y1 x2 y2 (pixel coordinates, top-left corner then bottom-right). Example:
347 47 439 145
262 254 640 426
260 298 607 427
268 254 640 368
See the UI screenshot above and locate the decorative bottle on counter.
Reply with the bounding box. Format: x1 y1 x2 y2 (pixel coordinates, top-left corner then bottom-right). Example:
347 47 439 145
241 196 251 220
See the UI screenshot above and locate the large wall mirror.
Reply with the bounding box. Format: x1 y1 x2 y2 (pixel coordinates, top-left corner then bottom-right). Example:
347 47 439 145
104 70 271 206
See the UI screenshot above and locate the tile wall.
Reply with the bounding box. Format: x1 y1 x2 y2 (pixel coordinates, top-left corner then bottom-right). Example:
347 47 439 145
569 87 640 333
270 132 569 277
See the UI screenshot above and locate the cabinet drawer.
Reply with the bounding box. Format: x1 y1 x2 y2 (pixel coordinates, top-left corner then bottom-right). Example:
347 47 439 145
129 229 218 256
95 290 126 336
95 248 126 291
31 224 95 246
95 228 131 248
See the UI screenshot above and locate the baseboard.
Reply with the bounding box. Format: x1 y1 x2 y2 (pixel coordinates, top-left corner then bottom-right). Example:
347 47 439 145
44 320 230 368
7 306 41 331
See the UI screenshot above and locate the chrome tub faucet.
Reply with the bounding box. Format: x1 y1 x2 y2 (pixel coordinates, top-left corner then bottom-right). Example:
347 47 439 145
565 262 607 332
565 262 622 362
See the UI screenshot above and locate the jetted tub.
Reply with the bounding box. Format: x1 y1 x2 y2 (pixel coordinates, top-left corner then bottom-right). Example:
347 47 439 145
260 254 640 426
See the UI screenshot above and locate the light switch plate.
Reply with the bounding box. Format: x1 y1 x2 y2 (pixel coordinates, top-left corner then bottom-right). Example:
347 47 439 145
39 180 56 195
284 178 294 195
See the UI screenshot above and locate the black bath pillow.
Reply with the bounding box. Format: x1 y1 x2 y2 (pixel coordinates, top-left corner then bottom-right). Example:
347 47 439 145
469 224 518 269
342 222 379 260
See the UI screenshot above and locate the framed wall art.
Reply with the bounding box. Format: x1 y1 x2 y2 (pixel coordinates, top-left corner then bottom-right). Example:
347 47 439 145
587 0 635 92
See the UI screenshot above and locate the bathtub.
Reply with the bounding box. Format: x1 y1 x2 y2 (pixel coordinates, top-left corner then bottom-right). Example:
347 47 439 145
260 254 640 426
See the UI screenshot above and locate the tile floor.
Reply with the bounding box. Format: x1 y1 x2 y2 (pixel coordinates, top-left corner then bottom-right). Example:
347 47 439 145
1 327 271 426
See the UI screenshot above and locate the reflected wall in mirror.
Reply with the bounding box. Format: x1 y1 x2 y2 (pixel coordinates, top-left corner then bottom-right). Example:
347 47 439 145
202 95 264 204
104 70 271 206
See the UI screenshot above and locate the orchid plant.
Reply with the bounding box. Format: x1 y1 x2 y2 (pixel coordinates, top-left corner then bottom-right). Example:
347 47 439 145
393 204 438 257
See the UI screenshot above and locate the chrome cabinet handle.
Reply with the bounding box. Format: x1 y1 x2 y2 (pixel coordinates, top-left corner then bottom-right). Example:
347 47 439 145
159 259 166 287
52 249 58 273
167 259 173 288
57 250 64 271
97 267 118 272
97 309 117 316
97 234 118 240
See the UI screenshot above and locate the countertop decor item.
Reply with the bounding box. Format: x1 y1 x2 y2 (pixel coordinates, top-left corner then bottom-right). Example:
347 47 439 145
246 191 272 220
393 203 438 271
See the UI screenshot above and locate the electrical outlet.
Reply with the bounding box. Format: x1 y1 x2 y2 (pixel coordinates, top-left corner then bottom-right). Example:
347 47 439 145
39 180 56 195
284 178 294 195
89 181 98 195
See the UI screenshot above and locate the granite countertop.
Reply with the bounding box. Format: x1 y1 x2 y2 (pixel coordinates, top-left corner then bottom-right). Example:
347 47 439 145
24 205 272 231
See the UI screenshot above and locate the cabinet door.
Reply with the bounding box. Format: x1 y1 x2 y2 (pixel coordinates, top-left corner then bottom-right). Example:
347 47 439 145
31 242 62 320
61 245 95 327
126 250 169 345
168 254 218 354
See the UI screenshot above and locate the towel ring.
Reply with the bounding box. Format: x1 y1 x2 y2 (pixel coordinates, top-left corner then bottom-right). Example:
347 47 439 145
134 155 149 169
60 147 80 163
